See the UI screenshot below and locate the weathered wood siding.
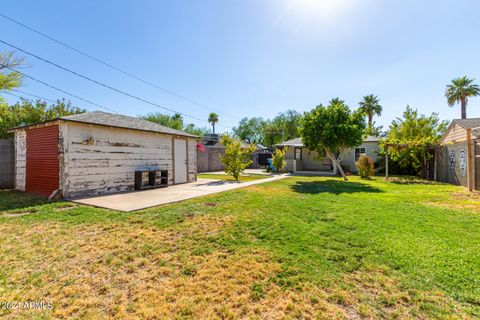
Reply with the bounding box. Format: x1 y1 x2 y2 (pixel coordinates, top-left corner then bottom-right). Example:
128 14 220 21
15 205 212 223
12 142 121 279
187 138 197 182
14 130 26 191
442 124 468 143
62 122 179 198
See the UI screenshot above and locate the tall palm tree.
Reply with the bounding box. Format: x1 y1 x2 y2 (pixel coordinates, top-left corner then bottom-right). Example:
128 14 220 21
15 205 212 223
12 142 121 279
208 112 219 134
445 76 480 119
358 94 382 128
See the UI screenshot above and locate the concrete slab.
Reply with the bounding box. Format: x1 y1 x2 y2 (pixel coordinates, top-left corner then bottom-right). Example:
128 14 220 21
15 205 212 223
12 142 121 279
72 175 288 212
202 169 270 175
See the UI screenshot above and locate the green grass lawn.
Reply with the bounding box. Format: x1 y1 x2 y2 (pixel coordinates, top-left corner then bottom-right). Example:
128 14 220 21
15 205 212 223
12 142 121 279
1 176 479 319
197 172 270 182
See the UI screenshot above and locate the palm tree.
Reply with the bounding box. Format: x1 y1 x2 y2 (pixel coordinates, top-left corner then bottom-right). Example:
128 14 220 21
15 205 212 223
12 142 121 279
358 94 382 128
208 112 219 134
445 76 480 119
329 97 345 105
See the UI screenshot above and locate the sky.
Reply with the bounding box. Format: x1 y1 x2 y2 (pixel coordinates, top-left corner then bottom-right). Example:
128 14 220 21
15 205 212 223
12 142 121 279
2 0 480 133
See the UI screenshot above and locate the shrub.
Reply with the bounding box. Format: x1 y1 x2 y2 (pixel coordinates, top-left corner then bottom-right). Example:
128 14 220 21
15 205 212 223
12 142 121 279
219 135 256 181
355 155 374 178
272 148 287 173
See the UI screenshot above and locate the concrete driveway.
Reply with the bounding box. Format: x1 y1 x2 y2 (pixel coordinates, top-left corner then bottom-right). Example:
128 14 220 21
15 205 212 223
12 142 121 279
73 175 288 212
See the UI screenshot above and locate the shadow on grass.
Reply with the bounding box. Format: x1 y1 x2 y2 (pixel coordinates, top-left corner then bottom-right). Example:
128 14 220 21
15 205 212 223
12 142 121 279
0 190 51 212
389 177 435 185
290 179 383 195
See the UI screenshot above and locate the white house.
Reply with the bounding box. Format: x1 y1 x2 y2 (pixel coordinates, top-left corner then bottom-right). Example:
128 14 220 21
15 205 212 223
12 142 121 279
276 136 381 174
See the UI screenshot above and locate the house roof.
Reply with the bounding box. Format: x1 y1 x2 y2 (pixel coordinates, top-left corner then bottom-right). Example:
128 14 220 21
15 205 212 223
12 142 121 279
275 138 303 147
276 135 380 147
10 111 199 138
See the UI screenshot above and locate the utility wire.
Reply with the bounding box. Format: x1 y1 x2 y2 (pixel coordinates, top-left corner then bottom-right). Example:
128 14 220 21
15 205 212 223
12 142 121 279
2 90 32 101
0 11 240 120
1 65 118 113
0 39 231 129
10 89 59 103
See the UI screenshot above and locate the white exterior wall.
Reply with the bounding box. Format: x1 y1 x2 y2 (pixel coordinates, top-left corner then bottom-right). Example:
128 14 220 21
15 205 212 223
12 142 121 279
61 122 196 198
14 129 26 191
187 138 197 182
340 141 381 172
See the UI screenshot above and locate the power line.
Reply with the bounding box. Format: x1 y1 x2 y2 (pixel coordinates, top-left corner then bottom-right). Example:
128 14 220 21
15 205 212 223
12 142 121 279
10 89 58 103
1 65 118 113
0 11 240 120
2 90 30 101
0 39 231 129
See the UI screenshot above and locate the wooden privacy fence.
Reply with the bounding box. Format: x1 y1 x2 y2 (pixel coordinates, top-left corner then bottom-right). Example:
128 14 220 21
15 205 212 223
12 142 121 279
0 138 14 189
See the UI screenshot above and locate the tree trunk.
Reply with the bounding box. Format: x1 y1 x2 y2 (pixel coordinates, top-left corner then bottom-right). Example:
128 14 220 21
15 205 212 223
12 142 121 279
326 150 348 181
335 159 348 181
461 97 467 119
368 113 373 127
212 123 216 134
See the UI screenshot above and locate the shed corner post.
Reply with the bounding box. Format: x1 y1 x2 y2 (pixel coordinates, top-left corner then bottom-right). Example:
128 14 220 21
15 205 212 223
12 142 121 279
466 129 473 191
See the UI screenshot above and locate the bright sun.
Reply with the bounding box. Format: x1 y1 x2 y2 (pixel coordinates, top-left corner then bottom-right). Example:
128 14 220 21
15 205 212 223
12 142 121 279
289 0 356 21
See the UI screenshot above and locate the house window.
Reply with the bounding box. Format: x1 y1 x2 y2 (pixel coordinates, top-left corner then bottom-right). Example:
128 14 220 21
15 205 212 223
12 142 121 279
294 148 302 160
355 147 366 161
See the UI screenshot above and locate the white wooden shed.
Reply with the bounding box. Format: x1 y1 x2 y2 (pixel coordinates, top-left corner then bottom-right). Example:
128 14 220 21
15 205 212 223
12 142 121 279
10 111 198 198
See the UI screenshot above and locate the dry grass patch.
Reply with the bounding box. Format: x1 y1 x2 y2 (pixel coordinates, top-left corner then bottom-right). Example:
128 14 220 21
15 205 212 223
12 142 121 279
0 218 338 319
427 190 480 212
329 268 468 319
0 217 467 319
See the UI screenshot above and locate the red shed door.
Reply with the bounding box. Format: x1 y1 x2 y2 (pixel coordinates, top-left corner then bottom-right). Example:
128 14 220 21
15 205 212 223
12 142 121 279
26 125 60 196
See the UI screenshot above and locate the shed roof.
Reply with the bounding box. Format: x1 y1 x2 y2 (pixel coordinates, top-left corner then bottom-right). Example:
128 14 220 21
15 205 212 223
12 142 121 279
451 118 480 130
440 118 480 144
11 111 199 138
276 135 380 147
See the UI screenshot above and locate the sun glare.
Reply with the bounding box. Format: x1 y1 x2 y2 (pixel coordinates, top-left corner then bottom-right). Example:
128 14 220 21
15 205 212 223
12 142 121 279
288 0 356 22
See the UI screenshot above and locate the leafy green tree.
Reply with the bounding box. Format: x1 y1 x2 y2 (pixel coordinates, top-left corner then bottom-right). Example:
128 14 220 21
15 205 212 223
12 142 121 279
301 98 366 181
445 76 480 119
358 94 382 134
208 112 219 134
219 135 256 181
140 112 184 130
183 123 209 136
263 110 303 147
0 98 84 138
233 117 267 145
0 52 26 91
382 106 447 176
233 110 302 148
140 112 209 136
